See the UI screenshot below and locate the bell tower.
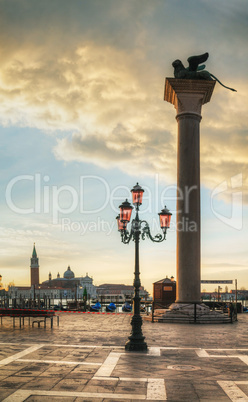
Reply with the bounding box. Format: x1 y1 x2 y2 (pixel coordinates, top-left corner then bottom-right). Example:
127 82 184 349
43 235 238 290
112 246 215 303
30 243 39 286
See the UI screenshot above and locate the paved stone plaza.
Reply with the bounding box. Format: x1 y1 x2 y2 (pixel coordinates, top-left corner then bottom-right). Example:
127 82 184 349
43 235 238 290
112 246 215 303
0 312 248 401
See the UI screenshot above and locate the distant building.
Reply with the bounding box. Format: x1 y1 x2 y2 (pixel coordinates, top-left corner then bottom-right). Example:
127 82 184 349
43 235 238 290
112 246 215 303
9 244 39 300
8 285 62 302
97 283 149 301
8 245 153 303
30 243 39 286
231 289 248 299
8 245 97 301
153 277 176 306
0 288 7 298
41 267 97 298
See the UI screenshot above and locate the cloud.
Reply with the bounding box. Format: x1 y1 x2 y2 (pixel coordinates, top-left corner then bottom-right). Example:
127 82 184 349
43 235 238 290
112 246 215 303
54 124 175 180
0 0 247 200
0 40 156 128
200 88 248 201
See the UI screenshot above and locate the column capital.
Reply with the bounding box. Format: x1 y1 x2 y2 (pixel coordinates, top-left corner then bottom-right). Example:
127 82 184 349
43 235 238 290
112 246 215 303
164 78 215 117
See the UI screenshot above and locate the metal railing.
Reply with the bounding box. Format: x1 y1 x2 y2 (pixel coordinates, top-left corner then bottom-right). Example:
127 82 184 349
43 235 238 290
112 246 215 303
151 301 237 323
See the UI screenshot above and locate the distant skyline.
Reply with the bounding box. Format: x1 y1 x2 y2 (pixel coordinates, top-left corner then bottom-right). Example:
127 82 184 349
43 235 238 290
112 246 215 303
0 0 247 294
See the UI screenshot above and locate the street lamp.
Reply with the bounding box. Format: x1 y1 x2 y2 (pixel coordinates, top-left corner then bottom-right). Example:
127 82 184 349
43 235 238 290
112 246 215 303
117 183 172 351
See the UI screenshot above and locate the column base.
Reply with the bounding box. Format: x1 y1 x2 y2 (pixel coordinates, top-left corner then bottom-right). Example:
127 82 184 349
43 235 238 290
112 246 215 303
169 302 209 313
154 303 231 323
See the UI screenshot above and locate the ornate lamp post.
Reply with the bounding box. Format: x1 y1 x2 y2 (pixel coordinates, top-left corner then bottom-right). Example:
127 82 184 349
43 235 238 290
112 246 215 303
117 183 172 351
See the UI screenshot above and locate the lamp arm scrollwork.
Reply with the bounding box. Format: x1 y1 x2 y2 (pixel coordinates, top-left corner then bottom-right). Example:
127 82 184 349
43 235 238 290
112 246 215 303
120 217 167 244
140 220 166 242
121 227 134 244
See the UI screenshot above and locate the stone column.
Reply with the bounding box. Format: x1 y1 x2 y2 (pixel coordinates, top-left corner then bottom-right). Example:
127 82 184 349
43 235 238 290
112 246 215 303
164 79 215 304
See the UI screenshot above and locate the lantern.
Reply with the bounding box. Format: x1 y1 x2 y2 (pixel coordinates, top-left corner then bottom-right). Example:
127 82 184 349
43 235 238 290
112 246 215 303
131 183 144 206
119 199 133 223
116 215 126 231
158 206 172 231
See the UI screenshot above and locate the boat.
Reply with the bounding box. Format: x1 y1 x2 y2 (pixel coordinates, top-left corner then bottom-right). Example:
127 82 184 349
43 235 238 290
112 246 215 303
122 302 132 312
90 301 101 312
106 302 116 312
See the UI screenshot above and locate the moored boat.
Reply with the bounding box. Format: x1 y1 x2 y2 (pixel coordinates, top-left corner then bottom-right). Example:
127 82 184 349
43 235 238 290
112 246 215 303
90 301 101 312
106 302 116 312
122 302 132 312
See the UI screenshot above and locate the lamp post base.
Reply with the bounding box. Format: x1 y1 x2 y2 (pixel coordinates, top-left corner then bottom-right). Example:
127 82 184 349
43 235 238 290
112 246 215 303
125 314 147 351
125 338 147 351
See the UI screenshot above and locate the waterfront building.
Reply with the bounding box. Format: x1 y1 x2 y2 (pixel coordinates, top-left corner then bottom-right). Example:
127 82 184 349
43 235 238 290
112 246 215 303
97 283 149 302
41 268 97 299
7 245 152 304
153 277 176 307
30 243 39 286
8 245 97 302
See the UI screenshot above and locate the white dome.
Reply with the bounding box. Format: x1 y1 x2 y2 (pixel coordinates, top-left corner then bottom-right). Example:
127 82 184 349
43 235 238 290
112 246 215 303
63 266 75 279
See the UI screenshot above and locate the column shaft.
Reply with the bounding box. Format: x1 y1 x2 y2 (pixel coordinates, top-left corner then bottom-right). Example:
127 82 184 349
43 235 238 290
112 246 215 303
176 113 201 303
164 78 215 305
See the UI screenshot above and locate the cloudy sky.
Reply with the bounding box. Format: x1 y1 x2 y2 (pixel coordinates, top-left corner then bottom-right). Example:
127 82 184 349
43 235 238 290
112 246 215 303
0 0 247 294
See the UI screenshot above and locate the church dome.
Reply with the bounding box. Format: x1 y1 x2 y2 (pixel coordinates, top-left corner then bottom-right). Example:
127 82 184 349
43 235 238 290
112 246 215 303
82 273 92 283
63 266 75 279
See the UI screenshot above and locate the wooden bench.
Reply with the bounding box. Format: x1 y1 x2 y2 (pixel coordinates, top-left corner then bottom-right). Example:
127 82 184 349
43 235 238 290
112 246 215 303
32 319 46 328
0 308 59 328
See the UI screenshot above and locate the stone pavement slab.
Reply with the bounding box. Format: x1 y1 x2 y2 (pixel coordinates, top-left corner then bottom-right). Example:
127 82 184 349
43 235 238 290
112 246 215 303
0 312 248 401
